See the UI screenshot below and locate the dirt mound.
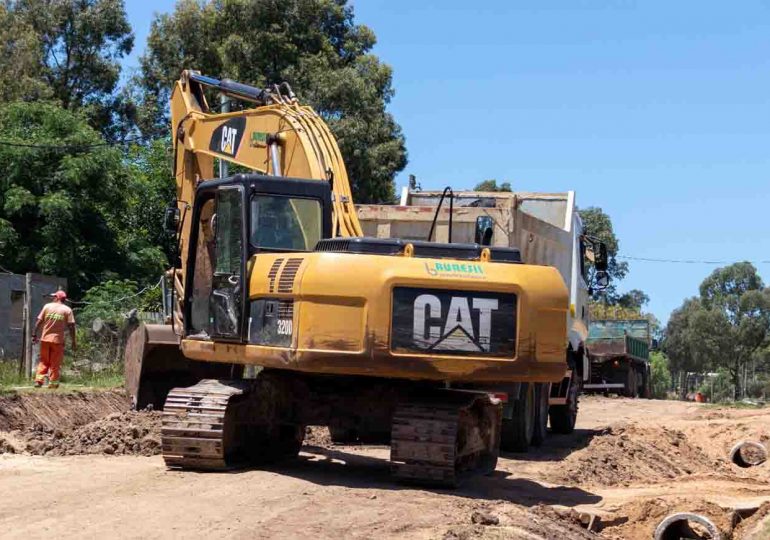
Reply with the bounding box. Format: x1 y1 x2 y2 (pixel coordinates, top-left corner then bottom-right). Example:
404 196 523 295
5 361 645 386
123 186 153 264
0 390 127 431
683 418 770 464
735 503 770 540
0 434 17 454
24 411 162 456
442 504 598 540
552 423 723 487
304 426 334 448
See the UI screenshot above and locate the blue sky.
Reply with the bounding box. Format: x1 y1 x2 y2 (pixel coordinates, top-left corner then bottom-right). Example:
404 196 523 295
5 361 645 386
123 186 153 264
124 1 770 324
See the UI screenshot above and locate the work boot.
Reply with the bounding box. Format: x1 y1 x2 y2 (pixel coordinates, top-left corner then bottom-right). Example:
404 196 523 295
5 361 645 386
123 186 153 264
48 382 59 389
33 381 43 389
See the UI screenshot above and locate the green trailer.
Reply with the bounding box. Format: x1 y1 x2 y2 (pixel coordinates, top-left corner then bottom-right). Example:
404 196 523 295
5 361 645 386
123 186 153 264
584 319 652 398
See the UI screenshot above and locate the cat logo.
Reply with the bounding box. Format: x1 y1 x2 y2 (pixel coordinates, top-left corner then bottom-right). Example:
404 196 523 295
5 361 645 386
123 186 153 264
413 294 498 352
209 117 246 157
221 126 238 154
391 287 517 357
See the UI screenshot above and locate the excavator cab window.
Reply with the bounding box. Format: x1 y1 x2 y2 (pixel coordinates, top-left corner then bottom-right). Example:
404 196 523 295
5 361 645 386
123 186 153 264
250 195 322 251
186 185 247 340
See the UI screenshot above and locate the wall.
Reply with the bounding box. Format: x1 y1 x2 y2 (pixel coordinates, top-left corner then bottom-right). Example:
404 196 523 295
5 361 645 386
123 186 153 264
0 273 67 362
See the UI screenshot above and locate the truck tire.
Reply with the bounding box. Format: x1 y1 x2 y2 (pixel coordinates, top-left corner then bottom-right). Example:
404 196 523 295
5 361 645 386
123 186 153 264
642 367 652 399
501 383 535 452
625 366 638 398
549 370 579 434
531 383 550 447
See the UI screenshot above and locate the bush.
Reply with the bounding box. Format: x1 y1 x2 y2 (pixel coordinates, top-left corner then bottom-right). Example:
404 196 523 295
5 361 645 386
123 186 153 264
697 369 734 403
649 351 672 399
68 278 162 376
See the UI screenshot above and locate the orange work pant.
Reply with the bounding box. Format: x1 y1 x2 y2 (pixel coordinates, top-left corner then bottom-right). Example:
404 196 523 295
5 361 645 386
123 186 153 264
35 342 64 384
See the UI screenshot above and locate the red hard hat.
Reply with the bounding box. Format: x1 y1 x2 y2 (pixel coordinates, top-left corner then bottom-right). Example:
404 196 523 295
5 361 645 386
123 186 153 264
49 290 67 301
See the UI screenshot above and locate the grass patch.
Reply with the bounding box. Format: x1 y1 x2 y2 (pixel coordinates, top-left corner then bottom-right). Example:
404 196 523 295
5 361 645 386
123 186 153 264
0 357 124 394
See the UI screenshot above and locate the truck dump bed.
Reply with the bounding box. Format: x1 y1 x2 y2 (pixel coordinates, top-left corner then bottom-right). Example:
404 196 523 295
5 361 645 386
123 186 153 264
585 319 652 397
587 320 651 362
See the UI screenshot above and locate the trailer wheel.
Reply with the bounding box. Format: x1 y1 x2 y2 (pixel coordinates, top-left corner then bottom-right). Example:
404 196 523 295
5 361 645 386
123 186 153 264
550 371 579 434
642 368 652 399
501 383 535 452
531 383 550 446
625 367 638 398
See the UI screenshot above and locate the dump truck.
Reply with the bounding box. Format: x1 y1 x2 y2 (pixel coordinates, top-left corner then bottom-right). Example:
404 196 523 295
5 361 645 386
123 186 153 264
357 188 609 451
125 71 609 486
583 319 652 398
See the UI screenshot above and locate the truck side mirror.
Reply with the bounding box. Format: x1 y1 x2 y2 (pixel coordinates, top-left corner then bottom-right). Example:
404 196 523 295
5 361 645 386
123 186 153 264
164 204 181 234
594 242 609 272
593 270 610 291
475 216 494 246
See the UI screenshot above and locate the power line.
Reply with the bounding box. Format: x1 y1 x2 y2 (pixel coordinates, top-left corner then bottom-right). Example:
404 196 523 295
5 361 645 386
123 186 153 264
69 277 163 309
619 255 770 265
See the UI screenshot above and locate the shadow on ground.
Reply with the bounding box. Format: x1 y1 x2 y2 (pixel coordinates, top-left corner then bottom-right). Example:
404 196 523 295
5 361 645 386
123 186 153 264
250 444 602 507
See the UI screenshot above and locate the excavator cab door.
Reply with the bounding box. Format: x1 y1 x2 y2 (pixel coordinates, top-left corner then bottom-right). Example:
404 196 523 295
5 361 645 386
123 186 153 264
209 186 247 340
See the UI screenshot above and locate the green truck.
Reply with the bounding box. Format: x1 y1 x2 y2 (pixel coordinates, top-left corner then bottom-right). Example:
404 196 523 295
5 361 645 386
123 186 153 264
584 319 652 398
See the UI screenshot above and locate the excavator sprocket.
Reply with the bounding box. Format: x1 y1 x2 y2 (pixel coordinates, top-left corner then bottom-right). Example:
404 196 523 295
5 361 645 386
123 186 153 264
390 390 502 487
161 379 250 470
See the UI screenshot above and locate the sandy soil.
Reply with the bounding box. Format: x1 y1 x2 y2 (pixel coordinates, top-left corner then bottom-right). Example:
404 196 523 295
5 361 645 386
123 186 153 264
2 394 770 539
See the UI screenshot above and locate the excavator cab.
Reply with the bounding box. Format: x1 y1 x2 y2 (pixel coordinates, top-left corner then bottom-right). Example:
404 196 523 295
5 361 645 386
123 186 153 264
185 174 332 342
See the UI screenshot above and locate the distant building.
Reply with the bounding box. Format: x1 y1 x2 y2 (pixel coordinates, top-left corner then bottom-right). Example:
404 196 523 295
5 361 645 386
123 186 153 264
0 273 67 362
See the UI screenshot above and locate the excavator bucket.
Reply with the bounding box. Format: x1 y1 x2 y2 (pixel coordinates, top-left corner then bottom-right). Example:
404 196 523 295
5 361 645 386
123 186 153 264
124 323 240 411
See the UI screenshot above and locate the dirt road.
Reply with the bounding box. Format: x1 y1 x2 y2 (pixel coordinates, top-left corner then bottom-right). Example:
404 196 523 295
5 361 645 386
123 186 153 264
1 394 770 539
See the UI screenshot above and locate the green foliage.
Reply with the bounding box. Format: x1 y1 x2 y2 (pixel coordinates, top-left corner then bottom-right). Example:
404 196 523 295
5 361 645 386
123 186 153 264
136 0 406 202
697 369 734 403
474 179 512 192
649 351 672 399
664 263 770 400
77 279 154 328
0 102 168 294
1 0 134 138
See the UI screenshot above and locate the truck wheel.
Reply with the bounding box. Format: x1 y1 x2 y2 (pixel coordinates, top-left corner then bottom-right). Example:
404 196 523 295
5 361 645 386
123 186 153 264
501 383 535 452
550 370 579 434
642 368 652 399
531 383 550 446
625 367 638 398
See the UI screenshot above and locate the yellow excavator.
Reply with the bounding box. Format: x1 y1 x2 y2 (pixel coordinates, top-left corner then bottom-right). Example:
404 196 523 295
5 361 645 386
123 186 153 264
125 70 607 486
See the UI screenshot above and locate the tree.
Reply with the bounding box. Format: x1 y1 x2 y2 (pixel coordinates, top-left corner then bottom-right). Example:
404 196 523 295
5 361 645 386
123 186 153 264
137 0 406 203
649 351 672 399
0 102 166 294
580 206 629 301
663 263 770 401
616 289 650 311
1 0 134 138
473 179 511 192
0 3 50 102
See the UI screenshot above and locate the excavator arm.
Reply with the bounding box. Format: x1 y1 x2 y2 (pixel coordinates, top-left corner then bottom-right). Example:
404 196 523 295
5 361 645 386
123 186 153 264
167 70 363 331
171 70 362 256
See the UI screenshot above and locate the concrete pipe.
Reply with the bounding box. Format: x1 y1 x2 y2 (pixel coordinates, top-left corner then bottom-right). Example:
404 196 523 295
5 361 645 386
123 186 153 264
654 512 723 540
729 441 768 468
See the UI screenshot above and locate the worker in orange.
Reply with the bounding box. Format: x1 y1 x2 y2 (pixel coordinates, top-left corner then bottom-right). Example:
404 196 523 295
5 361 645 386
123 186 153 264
32 290 77 389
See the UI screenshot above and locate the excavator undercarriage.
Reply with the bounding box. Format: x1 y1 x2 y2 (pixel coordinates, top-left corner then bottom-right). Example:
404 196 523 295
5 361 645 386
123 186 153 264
156 371 501 486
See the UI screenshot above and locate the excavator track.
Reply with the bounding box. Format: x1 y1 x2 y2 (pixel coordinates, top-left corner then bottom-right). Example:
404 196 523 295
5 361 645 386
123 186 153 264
161 379 250 470
390 390 502 487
